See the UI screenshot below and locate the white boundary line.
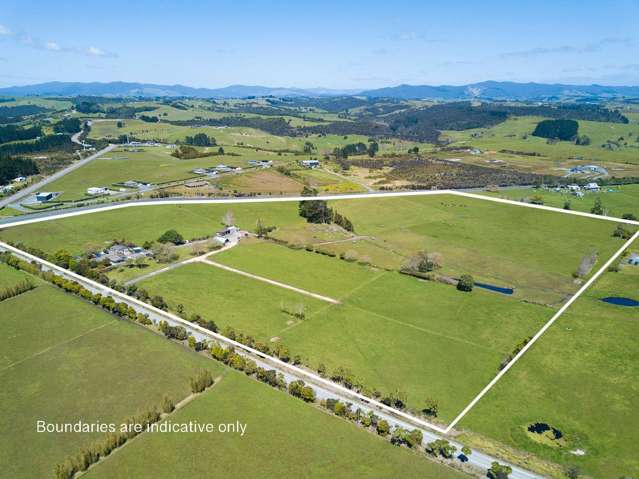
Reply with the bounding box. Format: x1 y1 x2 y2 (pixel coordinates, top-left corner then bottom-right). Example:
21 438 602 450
200 258 341 304
445 230 639 432
1 189 638 229
0 190 637 435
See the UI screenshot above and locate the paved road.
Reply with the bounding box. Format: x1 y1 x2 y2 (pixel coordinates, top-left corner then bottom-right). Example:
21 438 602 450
0 239 544 479
0 143 116 209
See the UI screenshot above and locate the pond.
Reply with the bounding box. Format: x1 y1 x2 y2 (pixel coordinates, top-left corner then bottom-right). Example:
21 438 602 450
601 297 639 307
474 282 514 295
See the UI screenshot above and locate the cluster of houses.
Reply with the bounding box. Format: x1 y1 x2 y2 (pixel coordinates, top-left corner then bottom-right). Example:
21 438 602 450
567 164 608 177
192 165 242 176
1 176 27 195
93 244 153 265
248 159 272 168
553 182 601 198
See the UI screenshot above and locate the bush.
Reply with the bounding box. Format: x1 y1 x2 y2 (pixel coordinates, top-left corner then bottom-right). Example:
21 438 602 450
532 119 578 141
190 370 215 393
457 274 474 292
158 229 184 245
160 395 175 413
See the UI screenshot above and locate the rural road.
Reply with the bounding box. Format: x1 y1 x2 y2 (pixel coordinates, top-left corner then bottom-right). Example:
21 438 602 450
0 239 544 479
0 143 116 209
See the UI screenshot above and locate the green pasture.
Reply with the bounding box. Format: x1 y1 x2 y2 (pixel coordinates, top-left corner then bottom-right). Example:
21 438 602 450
85 372 464 479
460 247 639 478
141 245 551 420
0 284 224 478
442 115 639 168
481 184 639 219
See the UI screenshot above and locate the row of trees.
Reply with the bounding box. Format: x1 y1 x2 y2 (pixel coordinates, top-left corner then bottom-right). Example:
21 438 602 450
0 279 36 302
184 133 216 146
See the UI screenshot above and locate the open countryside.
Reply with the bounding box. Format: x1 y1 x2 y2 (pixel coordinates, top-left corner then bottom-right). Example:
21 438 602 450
2 2 639 477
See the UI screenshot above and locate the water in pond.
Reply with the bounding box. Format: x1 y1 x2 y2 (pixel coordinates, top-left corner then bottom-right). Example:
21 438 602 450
474 282 514 295
601 297 639 307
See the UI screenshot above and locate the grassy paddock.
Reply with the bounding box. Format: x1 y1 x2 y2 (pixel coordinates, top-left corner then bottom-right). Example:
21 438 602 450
85 372 465 479
0 284 224 478
460 250 639 478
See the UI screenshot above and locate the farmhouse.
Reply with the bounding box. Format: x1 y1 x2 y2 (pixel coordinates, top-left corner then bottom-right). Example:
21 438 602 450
567 184 581 192
215 225 241 244
94 244 152 264
35 192 54 202
300 159 321 169
584 182 600 192
87 187 109 196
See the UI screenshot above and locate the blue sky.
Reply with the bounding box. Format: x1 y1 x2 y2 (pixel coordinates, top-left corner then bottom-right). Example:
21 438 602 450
1 0 638 88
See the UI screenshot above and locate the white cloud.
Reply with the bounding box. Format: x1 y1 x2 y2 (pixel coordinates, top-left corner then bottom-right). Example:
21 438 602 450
86 46 105 56
0 24 117 58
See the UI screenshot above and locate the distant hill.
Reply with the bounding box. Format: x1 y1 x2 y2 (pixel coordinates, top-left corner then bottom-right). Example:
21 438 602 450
1 80 639 100
361 81 639 100
0 82 357 99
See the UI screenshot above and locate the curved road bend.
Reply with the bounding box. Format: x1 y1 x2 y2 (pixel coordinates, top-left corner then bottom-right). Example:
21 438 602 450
0 241 544 479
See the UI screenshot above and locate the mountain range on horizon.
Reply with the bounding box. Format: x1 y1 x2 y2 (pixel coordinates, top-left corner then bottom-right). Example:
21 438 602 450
1 80 639 100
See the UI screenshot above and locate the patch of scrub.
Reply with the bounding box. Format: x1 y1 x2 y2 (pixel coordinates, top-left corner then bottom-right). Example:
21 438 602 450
525 422 567 448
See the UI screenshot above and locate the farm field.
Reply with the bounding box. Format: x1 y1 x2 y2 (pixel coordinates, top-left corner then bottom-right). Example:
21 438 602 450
88 119 425 155
441 115 639 169
137 246 547 421
481 184 639 219
85 371 464 479
1 194 633 421
0 283 225 479
40 146 257 202
1 194 630 304
459 243 639 478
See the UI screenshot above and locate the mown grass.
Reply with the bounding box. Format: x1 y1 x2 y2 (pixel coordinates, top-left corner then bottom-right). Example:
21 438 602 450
0 284 224 478
85 372 465 479
459 248 639 478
